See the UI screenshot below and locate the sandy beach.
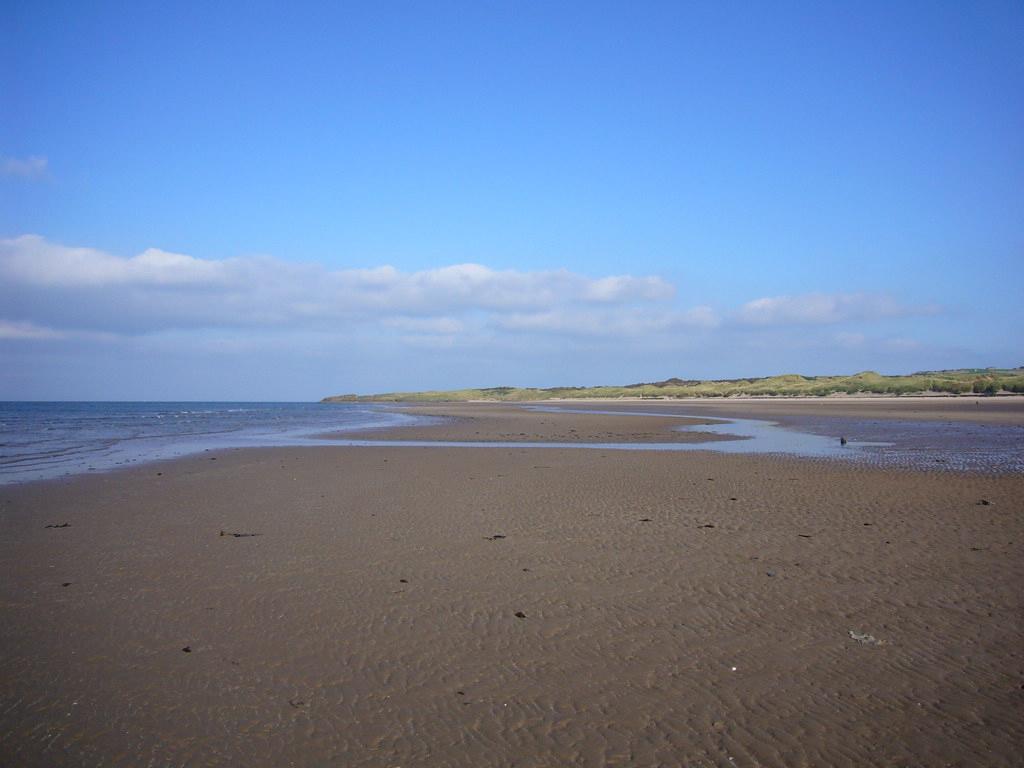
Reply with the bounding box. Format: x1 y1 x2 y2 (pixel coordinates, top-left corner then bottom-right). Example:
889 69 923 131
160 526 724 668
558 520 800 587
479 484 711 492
1 401 1022 767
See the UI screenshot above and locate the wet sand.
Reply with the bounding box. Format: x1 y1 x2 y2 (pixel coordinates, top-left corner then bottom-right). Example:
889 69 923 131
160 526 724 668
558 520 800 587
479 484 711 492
373 396 1024 441
1 402 1022 766
538 395 1024 426
328 403 735 444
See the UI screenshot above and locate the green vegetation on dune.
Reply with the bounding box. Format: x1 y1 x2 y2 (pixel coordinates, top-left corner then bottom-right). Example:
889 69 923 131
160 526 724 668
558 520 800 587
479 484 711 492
322 368 1024 403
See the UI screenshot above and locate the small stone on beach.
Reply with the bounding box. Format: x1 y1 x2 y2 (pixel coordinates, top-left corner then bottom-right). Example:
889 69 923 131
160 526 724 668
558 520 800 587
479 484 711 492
514 611 526 618
848 630 885 646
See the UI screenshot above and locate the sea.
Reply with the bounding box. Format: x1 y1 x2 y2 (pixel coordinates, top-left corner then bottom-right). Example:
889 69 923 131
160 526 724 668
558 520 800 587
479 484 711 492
0 401 423 485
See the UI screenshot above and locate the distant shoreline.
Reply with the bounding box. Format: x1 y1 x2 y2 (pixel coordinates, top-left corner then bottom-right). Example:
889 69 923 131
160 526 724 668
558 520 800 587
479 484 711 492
323 367 1024 403
327 391 1024 403
454 393 1024 403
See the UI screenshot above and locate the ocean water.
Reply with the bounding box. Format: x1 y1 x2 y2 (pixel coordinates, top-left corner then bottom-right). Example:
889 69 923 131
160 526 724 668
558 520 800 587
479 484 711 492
0 402 422 485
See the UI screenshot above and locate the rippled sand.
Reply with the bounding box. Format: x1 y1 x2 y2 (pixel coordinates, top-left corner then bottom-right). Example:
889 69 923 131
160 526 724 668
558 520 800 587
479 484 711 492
1 403 1022 766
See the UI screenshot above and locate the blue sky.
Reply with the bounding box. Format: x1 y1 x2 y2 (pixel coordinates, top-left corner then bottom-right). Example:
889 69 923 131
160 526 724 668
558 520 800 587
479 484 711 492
2 0 1022 400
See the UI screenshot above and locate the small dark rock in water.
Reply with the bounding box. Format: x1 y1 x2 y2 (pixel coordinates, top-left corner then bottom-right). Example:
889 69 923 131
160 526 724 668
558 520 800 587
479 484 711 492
977 499 992 506
399 578 408 583
44 523 70 529
639 518 652 522
61 582 71 587
840 436 847 446
729 497 737 501
514 611 527 619
698 523 715 528
182 646 192 653
288 698 305 708
522 568 531 572
798 534 812 538
156 472 163 476
456 690 465 696
485 534 507 540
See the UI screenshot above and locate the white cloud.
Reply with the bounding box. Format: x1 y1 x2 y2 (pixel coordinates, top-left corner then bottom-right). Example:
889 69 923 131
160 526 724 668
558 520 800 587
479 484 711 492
0 235 943 377
383 316 465 334
0 320 64 340
2 235 229 287
1 155 48 179
583 275 675 302
0 235 677 338
498 305 718 336
737 292 934 325
681 305 719 329
0 236 676 310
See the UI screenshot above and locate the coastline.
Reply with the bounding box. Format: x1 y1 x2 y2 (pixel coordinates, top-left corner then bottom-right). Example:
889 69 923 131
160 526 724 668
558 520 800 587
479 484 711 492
1 403 1022 766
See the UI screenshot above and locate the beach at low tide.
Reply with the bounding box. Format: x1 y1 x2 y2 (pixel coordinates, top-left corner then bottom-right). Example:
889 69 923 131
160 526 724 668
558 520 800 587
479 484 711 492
1 399 1022 766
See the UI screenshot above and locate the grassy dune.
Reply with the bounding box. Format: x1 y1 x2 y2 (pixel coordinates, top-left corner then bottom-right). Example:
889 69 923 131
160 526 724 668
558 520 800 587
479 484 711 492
323 368 1024 402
